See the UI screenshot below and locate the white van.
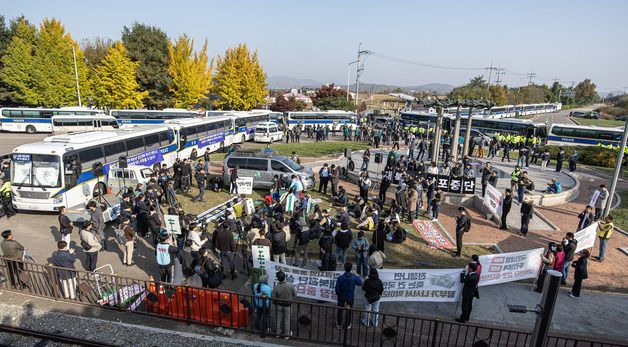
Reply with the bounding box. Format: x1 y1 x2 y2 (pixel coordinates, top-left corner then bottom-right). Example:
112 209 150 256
254 122 283 143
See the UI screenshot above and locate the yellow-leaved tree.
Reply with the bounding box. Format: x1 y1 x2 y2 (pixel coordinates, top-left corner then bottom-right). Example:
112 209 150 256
90 41 147 109
168 34 213 108
212 44 267 110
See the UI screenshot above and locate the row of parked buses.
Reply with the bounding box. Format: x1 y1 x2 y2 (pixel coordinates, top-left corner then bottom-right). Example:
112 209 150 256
400 110 626 148
441 103 562 119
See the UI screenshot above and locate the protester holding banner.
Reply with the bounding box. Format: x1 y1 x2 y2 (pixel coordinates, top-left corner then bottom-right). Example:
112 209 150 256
594 215 614 262
335 262 363 329
569 249 590 298
561 232 578 285
361 267 384 327
456 262 479 323
577 205 595 231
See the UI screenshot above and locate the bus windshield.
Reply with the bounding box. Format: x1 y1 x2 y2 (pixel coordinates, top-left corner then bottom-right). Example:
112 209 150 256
12 154 62 188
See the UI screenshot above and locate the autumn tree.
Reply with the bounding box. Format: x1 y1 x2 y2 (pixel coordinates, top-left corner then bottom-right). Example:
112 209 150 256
90 41 147 109
122 23 174 109
168 34 213 108
311 84 354 111
270 95 297 112
212 44 267 110
0 17 37 105
574 79 599 105
0 15 17 105
81 37 114 71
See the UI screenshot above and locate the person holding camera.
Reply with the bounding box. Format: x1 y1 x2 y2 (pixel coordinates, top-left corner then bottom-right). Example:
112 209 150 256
79 221 101 271
456 262 480 323
351 231 369 277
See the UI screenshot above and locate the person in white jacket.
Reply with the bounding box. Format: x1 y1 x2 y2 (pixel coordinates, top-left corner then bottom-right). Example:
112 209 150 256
80 222 102 272
188 226 207 257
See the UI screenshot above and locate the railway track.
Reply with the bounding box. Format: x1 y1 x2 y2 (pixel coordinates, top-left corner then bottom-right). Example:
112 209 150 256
0 324 118 347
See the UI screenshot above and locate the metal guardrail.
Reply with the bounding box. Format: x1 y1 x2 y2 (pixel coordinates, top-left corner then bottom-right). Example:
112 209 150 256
0 257 625 347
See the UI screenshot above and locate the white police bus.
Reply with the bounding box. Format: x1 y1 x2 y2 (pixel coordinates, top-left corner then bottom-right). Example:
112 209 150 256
547 124 625 146
215 111 272 143
51 114 119 134
0 107 102 133
11 126 178 213
285 110 359 130
166 117 234 159
110 108 202 125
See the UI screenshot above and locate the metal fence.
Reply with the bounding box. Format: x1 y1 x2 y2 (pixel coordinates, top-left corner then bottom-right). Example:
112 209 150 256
0 257 625 347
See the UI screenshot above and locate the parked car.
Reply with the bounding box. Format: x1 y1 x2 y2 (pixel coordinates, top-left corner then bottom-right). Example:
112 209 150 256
223 151 315 190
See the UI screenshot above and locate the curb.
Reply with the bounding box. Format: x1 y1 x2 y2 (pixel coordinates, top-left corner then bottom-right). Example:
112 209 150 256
533 208 560 231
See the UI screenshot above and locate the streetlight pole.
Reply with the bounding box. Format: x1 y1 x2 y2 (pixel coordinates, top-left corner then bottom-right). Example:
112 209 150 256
603 118 628 217
69 43 82 107
347 60 358 102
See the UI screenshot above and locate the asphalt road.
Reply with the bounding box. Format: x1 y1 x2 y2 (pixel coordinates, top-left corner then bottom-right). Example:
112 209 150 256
0 132 48 157
531 104 603 124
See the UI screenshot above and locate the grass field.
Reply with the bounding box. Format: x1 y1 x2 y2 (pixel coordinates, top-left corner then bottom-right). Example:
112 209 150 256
571 117 625 127
612 190 628 231
173 184 496 269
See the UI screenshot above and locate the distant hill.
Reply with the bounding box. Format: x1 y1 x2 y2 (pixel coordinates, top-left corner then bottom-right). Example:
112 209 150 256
267 75 456 95
267 76 322 89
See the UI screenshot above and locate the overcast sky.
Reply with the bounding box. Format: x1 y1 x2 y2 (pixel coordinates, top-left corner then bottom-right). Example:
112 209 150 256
4 0 627 91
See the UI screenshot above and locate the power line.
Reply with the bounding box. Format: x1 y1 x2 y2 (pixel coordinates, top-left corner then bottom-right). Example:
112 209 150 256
369 52 484 71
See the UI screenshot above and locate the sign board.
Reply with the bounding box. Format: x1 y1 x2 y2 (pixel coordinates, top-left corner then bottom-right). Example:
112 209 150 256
589 190 600 207
478 248 543 286
483 184 503 220
413 220 454 249
426 174 476 195
575 221 598 253
163 214 181 235
266 261 462 303
236 177 254 195
252 245 271 270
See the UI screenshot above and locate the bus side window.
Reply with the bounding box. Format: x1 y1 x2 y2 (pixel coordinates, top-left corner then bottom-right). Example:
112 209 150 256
63 154 81 189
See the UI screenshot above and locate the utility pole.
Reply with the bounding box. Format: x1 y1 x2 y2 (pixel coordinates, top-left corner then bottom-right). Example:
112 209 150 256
552 78 562 101
354 43 370 107
69 43 82 107
451 104 462 160
494 67 506 87
485 63 495 89
526 72 536 86
603 118 628 218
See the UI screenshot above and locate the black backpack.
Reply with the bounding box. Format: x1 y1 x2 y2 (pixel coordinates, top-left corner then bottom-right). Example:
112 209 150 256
464 218 472 233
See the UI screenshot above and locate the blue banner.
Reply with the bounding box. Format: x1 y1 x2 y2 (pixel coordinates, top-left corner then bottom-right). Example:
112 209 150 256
198 132 226 148
127 149 164 167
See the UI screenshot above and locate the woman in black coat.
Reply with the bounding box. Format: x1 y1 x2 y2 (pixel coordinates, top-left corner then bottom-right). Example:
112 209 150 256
569 249 589 298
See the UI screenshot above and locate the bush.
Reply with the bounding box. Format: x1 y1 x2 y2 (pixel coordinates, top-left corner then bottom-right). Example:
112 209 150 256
539 145 619 168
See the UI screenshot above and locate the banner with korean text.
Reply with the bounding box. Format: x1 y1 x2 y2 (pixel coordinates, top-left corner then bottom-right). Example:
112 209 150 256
478 248 543 286
265 262 462 303
483 184 503 220
575 222 598 253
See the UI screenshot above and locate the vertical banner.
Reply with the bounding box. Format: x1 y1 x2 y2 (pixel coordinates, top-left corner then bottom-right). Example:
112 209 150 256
236 177 254 195
483 184 503 220
252 245 271 270
163 215 181 234
589 190 600 207
478 248 544 286
575 222 599 252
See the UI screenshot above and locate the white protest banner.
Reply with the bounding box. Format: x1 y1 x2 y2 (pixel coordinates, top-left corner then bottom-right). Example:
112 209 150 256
575 221 598 253
236 177 254 195
478 248 543 286
483 184 503 220
378 268 462 302
266 261 342 303
266 262 463 303
252 245 271 271
163 215 181 235
589 190 600 207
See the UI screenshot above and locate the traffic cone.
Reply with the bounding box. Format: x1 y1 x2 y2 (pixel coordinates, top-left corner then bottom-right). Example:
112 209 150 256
148 275 156 292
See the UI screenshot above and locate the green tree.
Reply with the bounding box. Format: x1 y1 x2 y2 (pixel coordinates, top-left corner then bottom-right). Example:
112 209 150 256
121 23 174 109
574 79 599 105
0 17 37 105
90 41 147 109
489 85 508 106
212 44 267 110
0 15 17 105
81 37 114 71
550 81 563 103
168 34 213 108
449 76 490 100
311 84 355 111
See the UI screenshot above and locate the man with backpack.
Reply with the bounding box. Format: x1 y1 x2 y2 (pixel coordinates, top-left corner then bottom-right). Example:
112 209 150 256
293 221 310 267
194 248 222 288
155 235 176 283
454 207 471 257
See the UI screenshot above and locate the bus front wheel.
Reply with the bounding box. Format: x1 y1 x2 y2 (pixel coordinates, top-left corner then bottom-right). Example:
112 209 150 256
25 125 36 134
